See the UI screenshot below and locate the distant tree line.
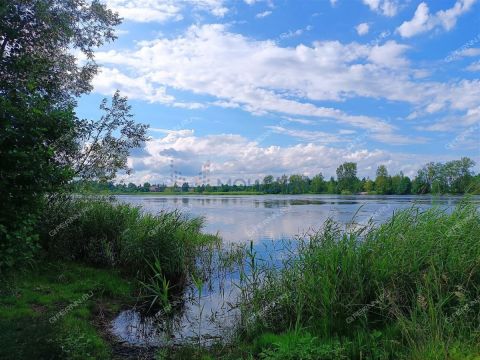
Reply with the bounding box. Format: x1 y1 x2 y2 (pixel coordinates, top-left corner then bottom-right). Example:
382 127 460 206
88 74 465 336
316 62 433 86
77 157 480 195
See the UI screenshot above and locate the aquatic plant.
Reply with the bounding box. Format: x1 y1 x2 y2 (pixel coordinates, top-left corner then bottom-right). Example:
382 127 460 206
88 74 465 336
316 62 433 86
239 201 480 359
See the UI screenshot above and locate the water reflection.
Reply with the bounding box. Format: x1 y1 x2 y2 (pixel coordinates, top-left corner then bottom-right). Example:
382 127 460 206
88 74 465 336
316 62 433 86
117 195 472 244
111 194 479 347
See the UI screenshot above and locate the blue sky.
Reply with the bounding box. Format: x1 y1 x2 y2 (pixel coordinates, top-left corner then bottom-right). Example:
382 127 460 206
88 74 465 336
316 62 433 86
77 0 480 185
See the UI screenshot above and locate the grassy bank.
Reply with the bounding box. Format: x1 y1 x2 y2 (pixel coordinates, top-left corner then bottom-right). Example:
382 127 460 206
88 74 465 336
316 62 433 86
3 198 479 359
235 201 480 359
0 196 219 359
0 262 133 360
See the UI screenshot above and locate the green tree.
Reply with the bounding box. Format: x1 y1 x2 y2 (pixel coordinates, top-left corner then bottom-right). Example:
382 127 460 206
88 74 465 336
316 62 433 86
327 177 337 194
311 173 326 193
444 157 475 193
391 172 411 195
263 175 274 193
289 174 309 194
278 175 288 194
0 0 120 270
336 162 359 194
364 179 375 193
69 91 148 181
375 165 392 195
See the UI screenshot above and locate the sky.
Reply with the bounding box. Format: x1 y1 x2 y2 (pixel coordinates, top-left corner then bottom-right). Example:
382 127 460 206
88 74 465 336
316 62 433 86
76 0 480 186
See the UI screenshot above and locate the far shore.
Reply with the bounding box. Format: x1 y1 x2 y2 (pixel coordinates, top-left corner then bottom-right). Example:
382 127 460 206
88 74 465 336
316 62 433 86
77 191 477 197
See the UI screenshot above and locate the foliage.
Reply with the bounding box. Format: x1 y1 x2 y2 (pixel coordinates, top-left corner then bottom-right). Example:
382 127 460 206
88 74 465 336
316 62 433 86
39 197 216 283
69 91 149 181
336 162 360 193
239 201 480 359
375 165 391 195
257 331 350 360
139 255 173 312
0 0 120 272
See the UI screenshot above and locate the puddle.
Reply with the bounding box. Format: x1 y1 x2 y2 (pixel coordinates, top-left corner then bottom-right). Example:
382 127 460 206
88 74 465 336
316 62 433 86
110 244 246 347
109 239 294 348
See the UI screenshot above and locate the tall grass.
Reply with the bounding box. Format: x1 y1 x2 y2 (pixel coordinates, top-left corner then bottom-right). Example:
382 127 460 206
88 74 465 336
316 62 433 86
240 201 480 359
39 196 218 308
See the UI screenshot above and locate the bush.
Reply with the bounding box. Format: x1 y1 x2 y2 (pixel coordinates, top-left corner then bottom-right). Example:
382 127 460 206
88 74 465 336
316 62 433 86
0 215 40 273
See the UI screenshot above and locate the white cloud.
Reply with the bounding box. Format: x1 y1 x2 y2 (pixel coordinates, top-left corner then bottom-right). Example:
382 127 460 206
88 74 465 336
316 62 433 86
92 24 480 144
244 0 274 6
457 48 480 57
362 0 399 17
466 61 480 71
256 10 272 18
104 0 228 23
368 40 410 67
397 0 477 38
356 22 370 36
120 130 440 185
92 67 175 103
397 2 430 37
436 0 477 30
278 25 313 39
265 126 344 143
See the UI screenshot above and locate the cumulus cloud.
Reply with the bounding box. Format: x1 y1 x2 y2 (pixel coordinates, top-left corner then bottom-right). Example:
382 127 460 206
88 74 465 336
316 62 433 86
397 0 477 38
119 130 439 185
92 24 421 140
91 24 480 144
356 22 370 36
362 0 399 17
104 0 228 23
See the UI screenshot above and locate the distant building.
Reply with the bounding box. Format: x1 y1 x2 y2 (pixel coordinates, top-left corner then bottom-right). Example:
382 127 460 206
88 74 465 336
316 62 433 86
149 185 160 192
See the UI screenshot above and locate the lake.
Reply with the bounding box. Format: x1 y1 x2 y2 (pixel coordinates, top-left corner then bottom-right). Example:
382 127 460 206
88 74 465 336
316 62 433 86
110 194 478 347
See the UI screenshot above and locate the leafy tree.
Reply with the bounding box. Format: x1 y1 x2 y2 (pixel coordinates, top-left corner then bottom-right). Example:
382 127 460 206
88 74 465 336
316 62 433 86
364 179 375 193
289 174 309 194
336 162 359 194
142 182 151 192
263 175 274 193
311 173 326 193
375 165 392 195
182 182 190 192
391 172 411 195
0 0 120 270
278 175 288 194
327 177 337 194
444 157 475 193
68 91 148 182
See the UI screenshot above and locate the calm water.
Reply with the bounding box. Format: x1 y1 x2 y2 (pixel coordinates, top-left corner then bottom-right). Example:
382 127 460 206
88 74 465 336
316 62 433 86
111 194 478 347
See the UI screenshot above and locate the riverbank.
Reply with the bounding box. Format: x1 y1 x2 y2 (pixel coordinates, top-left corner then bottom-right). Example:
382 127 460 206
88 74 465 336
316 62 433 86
0 262 133 359
2 198 479 359
79 191 479 197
